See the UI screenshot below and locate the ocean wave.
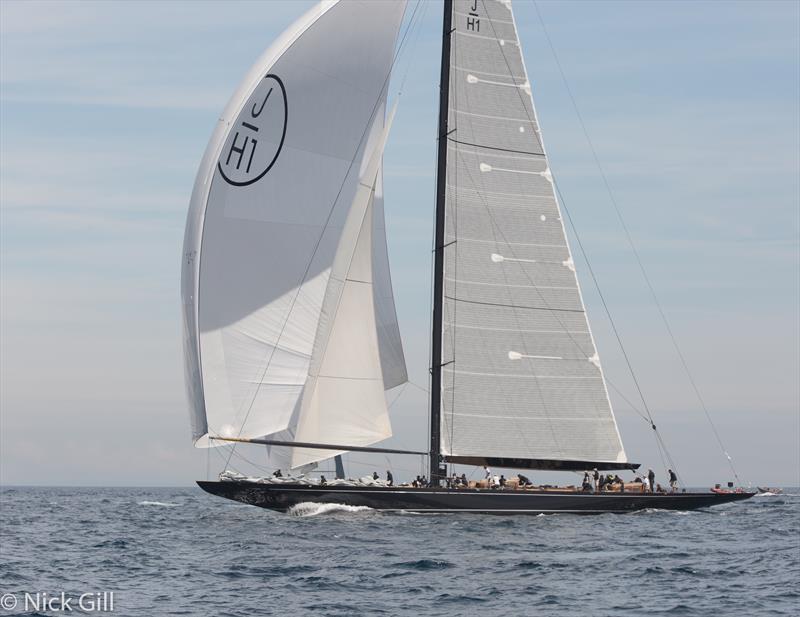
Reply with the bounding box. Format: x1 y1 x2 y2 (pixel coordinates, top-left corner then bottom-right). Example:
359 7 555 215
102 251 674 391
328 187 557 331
287 502 373 517
138 501 180 507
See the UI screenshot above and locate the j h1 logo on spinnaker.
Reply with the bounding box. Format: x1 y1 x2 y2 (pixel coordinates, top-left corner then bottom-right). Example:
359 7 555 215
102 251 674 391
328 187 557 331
0 591 115 613
217 73 288 186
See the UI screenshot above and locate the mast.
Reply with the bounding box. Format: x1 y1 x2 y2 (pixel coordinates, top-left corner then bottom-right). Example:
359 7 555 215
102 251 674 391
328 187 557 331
429 0 453 485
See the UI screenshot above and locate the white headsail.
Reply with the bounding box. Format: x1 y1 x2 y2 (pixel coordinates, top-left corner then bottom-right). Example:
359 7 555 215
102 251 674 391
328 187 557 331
290 108 398 468
372 166 408 391
182 0 408 452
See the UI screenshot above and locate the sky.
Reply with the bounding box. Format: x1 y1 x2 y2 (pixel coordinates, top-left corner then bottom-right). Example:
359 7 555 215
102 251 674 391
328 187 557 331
1 0 798 487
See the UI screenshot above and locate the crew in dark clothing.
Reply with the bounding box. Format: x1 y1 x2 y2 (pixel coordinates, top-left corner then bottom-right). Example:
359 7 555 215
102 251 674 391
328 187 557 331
593 468 600 492
668 469 678 492
320 475 327 486
647 469 656 493
372 471 379 481
460 473 467 487
273 469 283 478
386 470 394 486
499 475 506 487
517 474 531 487
599 474 606 491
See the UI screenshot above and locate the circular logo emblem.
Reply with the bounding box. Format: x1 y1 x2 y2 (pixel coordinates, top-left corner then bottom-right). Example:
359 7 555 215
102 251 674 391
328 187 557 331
217 74 287 186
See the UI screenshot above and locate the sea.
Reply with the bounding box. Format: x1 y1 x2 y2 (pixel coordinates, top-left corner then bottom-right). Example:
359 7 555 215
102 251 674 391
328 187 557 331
0 487 797 617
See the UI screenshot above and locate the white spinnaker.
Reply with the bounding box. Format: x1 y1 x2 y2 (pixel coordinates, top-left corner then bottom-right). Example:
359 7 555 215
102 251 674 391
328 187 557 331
182 0 407 447
290 110 397 469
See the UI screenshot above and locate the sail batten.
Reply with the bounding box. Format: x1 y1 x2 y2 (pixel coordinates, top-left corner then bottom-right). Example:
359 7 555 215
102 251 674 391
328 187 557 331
437 0 627 464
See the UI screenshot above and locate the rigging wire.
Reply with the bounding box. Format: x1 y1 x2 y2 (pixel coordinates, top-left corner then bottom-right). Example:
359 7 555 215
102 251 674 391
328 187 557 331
530 0 741 486
606 377 655 424
387 382 409 410
397 0 429 97
407 380 430 394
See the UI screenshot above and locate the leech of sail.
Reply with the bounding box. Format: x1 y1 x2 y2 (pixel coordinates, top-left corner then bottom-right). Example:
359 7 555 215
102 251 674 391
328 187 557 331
209 436 427 457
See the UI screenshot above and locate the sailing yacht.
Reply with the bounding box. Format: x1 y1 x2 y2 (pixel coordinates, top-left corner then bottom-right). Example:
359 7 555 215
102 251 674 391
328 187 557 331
183 0 753 514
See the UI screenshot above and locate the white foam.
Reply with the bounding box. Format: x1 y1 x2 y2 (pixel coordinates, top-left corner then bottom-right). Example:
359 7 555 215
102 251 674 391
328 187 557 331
633 507 692 516
287 502 374 518
138 501 180 507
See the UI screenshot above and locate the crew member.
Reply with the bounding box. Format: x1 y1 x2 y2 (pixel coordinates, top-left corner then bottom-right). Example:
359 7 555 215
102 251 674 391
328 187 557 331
668 469 678 492
386 470 394 486
647 469 656 493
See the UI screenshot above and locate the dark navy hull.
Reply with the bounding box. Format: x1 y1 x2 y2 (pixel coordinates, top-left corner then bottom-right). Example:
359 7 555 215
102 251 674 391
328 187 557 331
197 481 754 514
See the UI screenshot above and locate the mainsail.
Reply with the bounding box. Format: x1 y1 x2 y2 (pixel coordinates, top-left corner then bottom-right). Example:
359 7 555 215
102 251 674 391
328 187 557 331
435 0 628 467
182 0 408 455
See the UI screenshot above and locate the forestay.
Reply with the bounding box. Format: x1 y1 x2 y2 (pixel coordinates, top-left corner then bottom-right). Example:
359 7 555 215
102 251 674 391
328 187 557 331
438 0 627 464
182 0 407 450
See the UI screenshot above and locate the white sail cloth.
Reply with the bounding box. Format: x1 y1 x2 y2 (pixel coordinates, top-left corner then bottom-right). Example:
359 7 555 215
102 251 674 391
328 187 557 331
182 0 407 451
438 0 627 463
290 108 397 468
